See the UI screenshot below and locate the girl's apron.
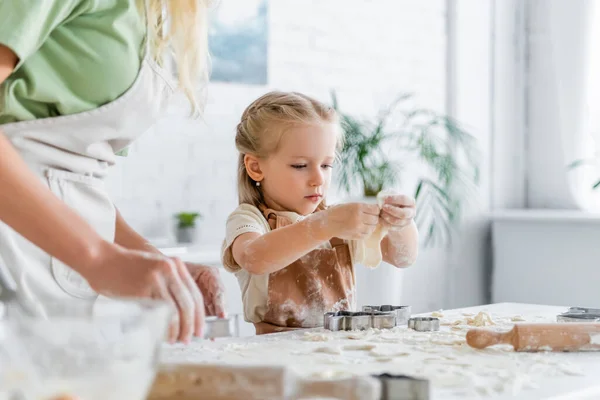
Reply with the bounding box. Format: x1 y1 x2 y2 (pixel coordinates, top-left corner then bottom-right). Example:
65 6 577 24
254 205 356 335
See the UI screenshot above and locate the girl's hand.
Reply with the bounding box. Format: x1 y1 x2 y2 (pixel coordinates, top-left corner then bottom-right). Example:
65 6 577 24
379 194 416 230
317 203 380 240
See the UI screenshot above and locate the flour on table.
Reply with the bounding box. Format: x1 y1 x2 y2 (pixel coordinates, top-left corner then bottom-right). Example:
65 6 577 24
159 307 593 399
555 362 585 376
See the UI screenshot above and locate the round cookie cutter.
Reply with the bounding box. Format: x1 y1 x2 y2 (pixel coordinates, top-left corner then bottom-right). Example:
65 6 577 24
408 316 440 332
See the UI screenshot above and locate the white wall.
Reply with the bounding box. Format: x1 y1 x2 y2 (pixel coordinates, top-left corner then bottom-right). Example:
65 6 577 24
106 0 494 313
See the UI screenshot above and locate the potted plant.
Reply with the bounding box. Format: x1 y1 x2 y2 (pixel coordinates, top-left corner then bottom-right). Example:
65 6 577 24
331 92 480 247
174 212 202 244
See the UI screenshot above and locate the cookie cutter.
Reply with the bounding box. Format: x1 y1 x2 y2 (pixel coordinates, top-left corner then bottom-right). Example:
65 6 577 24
407 317 440 332
201 315 239 339
324 311 396 331
363 305 412 326
557 306 600 323
374 373 430 400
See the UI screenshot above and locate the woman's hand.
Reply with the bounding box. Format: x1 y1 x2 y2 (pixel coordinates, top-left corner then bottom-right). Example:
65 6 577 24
82 242 205 344
184 262 227 318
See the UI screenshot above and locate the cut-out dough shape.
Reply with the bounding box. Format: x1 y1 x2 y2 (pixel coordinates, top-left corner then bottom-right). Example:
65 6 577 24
313 346 343 355
360 191 395 268
343 344 377 351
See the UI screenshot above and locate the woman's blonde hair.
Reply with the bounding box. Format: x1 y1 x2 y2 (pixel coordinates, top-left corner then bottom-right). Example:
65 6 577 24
235 91 342 210
140 0 212 116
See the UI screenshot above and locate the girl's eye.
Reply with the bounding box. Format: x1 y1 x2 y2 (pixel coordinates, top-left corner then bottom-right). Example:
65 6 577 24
291 164 307 169
322 164 333 169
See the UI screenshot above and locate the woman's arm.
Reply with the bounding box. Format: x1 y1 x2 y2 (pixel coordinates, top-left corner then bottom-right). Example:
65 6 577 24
0 44 204 343
0 131 108 271
1 44 106 269
114 208 161 254
0 44 17 83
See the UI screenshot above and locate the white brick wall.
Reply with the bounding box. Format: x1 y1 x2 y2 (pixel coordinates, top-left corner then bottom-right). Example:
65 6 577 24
106 0 447 241
105 0 453 313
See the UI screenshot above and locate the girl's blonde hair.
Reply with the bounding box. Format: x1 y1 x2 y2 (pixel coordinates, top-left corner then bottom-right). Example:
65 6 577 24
140 0 212 116
235 91 342 210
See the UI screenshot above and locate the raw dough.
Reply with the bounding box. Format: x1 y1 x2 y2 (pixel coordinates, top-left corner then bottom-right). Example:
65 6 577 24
313 346 343 355
302 332 332 342
342 344 377 351
360 191 394 268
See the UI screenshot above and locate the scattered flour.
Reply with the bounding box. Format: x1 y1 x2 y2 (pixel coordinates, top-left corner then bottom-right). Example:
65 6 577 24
159 308 593 399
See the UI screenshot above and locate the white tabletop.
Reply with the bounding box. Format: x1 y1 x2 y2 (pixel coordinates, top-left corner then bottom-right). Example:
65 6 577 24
160 303 600 399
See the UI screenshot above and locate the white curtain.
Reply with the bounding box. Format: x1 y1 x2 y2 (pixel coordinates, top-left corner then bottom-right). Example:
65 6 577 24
527 0 599 210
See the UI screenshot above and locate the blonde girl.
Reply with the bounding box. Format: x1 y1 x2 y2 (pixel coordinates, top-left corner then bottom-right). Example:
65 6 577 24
0 0 224 344
222 91 419 335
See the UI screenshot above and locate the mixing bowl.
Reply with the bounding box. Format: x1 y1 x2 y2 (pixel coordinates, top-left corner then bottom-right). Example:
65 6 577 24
0 297 172 400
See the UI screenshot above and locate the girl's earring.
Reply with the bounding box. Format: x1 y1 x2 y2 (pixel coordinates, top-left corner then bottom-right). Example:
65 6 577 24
256 181 261 187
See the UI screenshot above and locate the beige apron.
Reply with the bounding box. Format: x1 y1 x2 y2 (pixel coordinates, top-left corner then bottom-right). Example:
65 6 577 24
0 3 176 302
254 206 356 335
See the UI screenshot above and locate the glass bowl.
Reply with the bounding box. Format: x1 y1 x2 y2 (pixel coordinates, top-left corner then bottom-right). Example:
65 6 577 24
0 297 172 400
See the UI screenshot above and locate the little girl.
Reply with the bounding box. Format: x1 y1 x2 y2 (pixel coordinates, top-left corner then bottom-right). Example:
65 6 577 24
221 91 419 335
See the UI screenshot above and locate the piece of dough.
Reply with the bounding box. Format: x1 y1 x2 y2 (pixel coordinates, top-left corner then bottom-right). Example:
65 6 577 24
313 346 343 355
342 344 377 351
360 191 394 268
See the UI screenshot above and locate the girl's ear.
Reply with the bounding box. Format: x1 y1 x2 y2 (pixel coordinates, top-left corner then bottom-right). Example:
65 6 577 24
244 154 264 183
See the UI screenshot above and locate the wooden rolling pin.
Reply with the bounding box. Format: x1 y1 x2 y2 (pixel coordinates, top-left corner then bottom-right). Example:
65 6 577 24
466 323 600 352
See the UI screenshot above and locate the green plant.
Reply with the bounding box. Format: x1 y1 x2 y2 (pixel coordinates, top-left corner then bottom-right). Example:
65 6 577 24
331 91 480 247
568 157 600 189
175 212 202 229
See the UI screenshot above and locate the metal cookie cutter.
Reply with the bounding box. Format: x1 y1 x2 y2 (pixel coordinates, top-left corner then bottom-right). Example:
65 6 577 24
408 317 440 332
201 315 239 339
363 305 412 326
324 311 396 331
373 373 430 400
557 306 600 323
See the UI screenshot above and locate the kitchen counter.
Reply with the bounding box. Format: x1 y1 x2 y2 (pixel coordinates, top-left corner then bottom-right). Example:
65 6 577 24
159 303 600 399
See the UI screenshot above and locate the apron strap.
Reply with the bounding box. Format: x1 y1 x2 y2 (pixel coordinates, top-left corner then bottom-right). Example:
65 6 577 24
330 237 345 248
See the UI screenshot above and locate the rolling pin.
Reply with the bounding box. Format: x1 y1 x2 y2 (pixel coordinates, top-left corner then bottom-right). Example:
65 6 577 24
466 323 600 352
